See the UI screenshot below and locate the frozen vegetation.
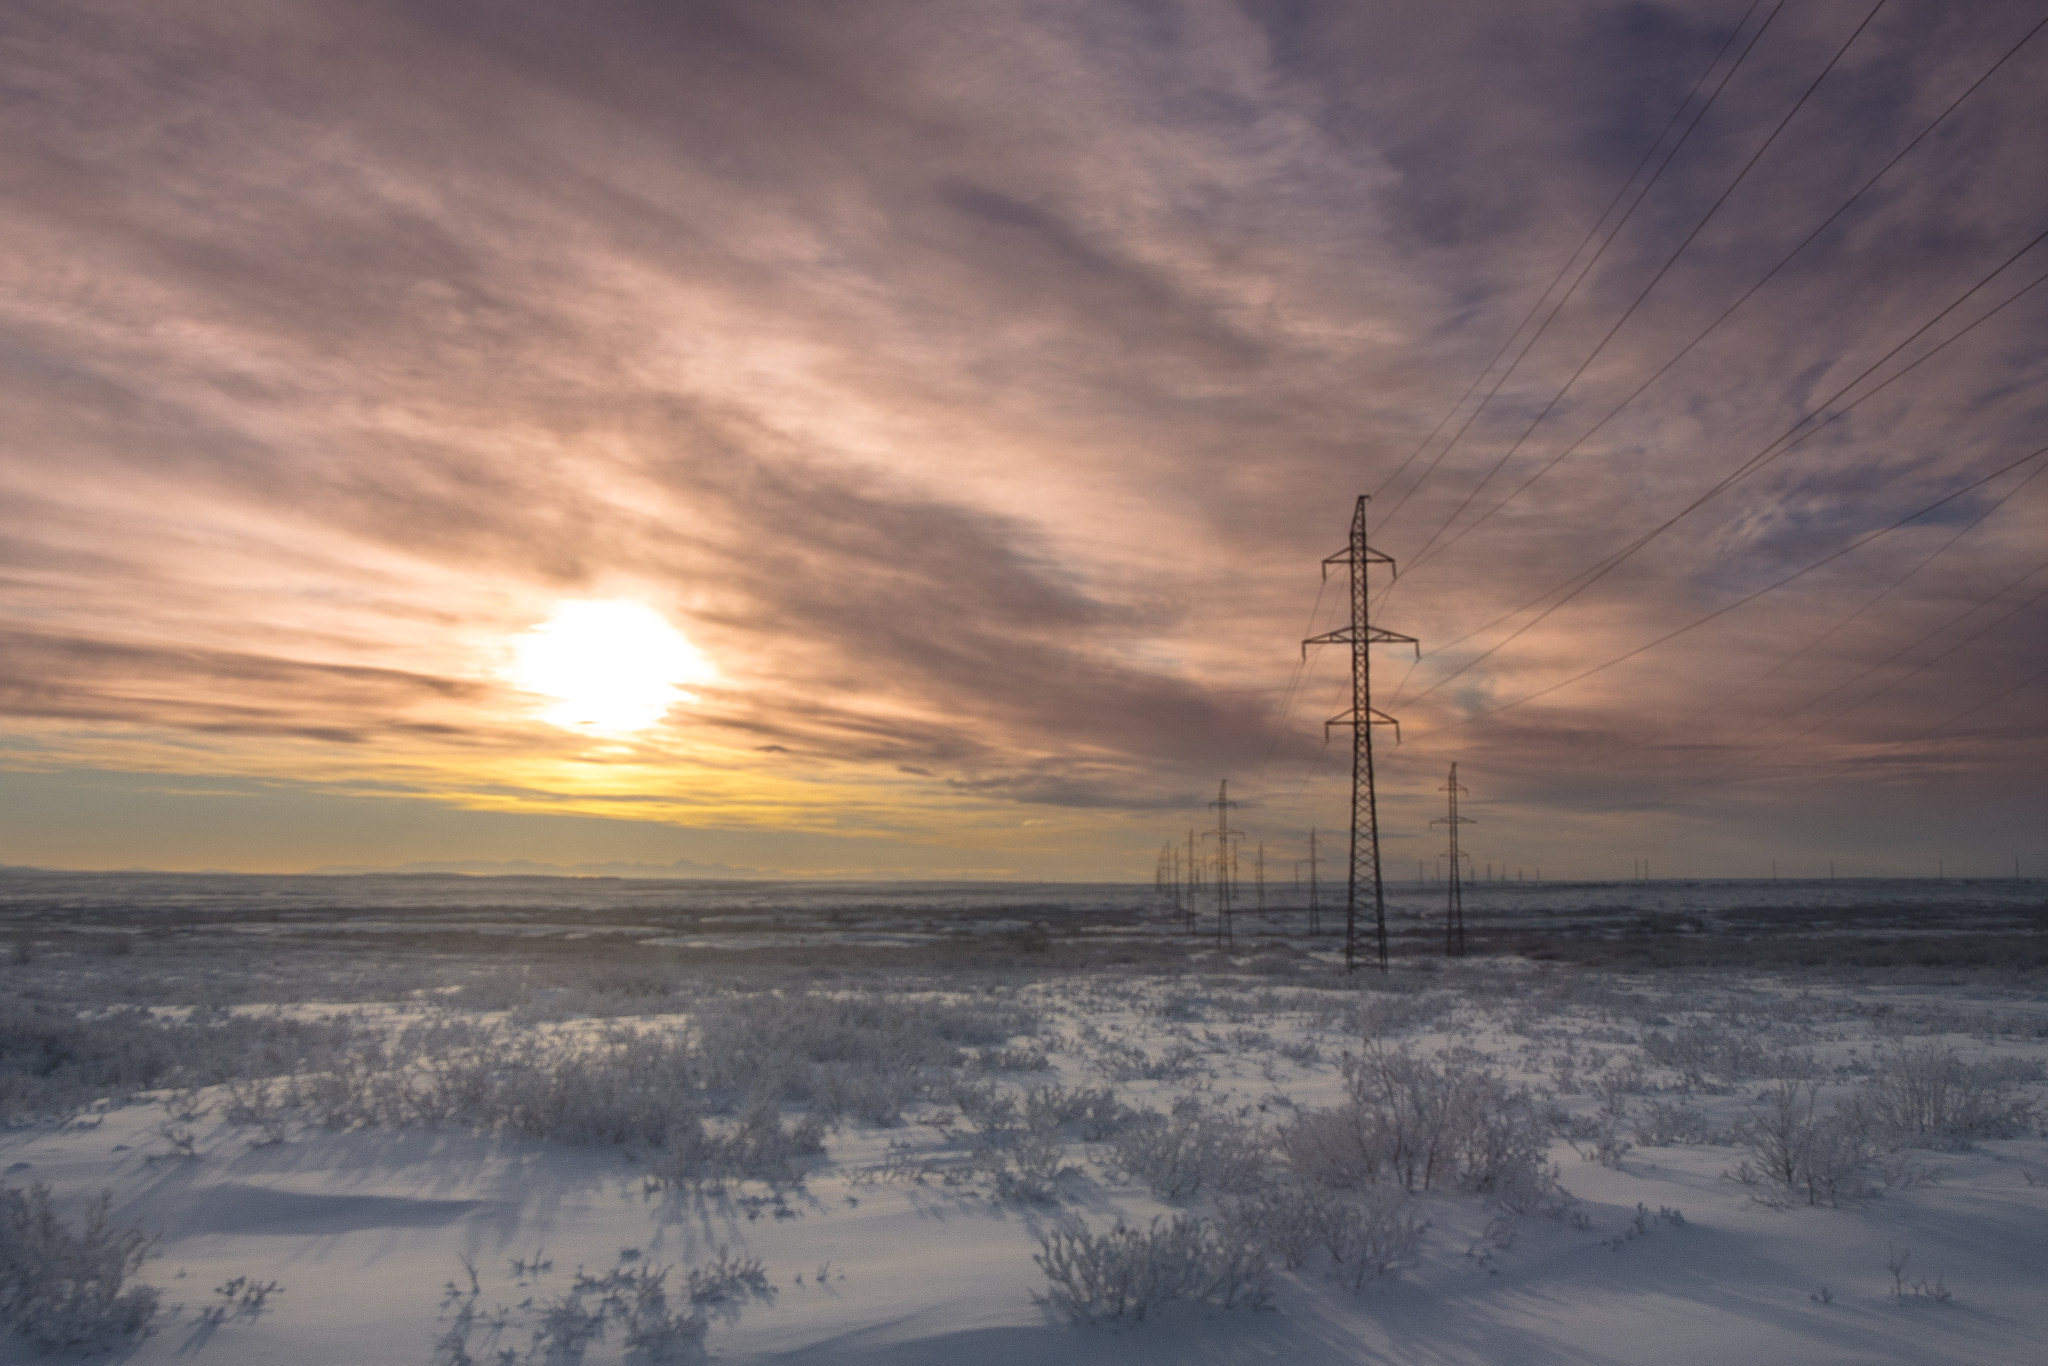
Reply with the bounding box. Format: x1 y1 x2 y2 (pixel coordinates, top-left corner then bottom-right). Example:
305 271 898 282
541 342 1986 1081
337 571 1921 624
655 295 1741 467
0 870 2044 1363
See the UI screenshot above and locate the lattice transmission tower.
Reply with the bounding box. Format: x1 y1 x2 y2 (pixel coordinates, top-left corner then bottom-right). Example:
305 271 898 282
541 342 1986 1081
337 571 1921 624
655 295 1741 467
1305 827 1322 935
1205 780 1243 947
1304 496 1418 973
1431 762 1475 957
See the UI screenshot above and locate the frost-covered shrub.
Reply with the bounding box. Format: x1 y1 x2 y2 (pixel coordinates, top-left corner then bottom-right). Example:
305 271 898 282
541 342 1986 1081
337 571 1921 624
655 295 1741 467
0 1184 160 1350
0 1003 360 1123
1220 1185 1425 1286
1111 1102 1268 1199
682 992 1037 1123
947 1077 1018 1133
1640 1025 1811 1090
476 1032 702 1147
1020 1084 1139 1141
438 1249 771 1366
273 1026 696 1145
692 993 1036 1092
1091 1039 1211 1083
652 1096 827 1187
1329 992 1456 1039
1734 1082 1874 1207
1632 1100 1730 1147
1860 1046 2035 1143
180 988 1033 1146
1281 1049 1555 1209
976 1131 1074 1204
1275 1038 1321 1066
923 1083 1131 1202
1555 1111 1634 1168
808 1064 922 1127
1034 1216 1268 1323
1154 991 1211 1023
257 1025 825 1181
1734 1049 2039 1206
984 1076 1114 1142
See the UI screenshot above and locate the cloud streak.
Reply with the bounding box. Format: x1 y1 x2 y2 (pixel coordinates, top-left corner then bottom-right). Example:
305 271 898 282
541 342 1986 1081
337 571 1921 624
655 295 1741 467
1 0 2042 876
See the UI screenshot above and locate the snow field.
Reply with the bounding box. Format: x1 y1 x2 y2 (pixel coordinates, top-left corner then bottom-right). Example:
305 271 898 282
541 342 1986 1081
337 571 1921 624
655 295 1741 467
3 955 2046 1364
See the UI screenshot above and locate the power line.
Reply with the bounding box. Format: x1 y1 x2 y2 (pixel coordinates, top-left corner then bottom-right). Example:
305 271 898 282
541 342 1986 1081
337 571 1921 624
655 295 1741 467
1632 555 2048 822
1712 562 2048 758
1395 240 2048 710
1399 8 2048 579
1412 439 2048 739
1393 0 1890 570
1646 453 2048 737
1370 0 1778 529
1254 572 1331 783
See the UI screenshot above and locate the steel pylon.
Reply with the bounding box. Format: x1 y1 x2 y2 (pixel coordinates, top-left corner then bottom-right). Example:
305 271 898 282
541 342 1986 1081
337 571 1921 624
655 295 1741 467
1303 495 1418 973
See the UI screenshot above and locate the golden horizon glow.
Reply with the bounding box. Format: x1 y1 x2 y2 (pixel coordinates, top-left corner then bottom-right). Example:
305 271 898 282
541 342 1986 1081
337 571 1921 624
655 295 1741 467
507 600 716 735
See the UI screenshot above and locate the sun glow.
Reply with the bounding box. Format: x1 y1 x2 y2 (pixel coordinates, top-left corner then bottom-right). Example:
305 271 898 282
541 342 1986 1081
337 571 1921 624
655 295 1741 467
508 600 716 734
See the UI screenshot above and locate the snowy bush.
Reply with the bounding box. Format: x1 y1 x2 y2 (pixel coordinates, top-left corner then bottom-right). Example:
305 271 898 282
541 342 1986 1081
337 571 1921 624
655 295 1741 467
1859 1046 2035 1143
1221 1184 1425 1286
1020 1084 1140 1141
0 1003 359 1124
692 993 1037 1093
1 988 1036 1135
806 1064 922 1127
1281 1049 1556 1209
1632 1100 1730 1147
1312 991 1457 1039
976 1130 1074 1204
1640 1025 1813 1091
1034 1215 1269 1323
649 1096 827 1187
1111 1101 1268 1199
1736 1049 2037 1206
434 1247 771 1366
1092 1039 1211 1083
1734 1082 1874 1207
0 1183 160 1351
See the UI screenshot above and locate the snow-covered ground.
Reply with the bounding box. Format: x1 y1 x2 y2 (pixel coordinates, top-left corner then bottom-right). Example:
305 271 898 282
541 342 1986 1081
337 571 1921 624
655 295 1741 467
2 875 2044 1364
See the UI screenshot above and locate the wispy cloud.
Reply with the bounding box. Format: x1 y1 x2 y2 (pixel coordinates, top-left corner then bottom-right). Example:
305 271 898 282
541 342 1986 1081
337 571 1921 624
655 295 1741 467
1 0 2042 875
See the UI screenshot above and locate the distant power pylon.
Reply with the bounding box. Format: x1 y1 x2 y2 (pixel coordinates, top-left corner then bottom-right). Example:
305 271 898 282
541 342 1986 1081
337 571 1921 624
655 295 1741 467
1431 763 1475 957
1205 780 1243 947
1184 829 1201 934
1305 828 1323 935
1158 840 1187 915
1304 496 1418 973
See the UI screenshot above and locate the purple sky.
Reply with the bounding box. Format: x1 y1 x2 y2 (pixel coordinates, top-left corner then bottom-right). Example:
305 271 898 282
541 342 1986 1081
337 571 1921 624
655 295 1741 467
3 0 2044 879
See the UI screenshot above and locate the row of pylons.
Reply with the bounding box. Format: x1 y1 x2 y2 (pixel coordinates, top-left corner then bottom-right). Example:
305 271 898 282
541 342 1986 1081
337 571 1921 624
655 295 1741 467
1153 761 1479 960
1154 494 1480 972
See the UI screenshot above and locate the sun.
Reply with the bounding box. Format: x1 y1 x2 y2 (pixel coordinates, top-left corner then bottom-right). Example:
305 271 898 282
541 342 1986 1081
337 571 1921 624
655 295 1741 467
508 600 716 734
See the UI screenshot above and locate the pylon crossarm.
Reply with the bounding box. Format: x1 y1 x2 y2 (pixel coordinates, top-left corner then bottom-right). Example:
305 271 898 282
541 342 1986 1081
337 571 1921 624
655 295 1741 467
1324 547 1397 570
1306 626 1416 650
1323 706 1402 740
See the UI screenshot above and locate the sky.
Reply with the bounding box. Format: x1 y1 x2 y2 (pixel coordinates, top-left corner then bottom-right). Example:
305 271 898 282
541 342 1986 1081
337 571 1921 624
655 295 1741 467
2 0 2045 882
